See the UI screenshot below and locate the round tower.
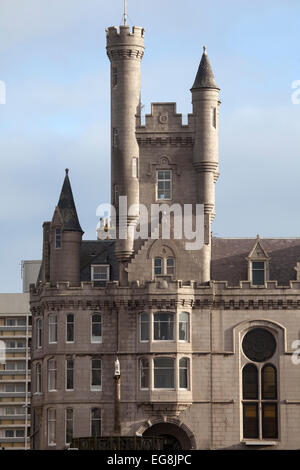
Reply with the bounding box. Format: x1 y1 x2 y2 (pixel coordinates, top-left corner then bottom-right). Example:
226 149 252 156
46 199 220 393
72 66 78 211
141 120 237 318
191 47 220 282
106 25 145 277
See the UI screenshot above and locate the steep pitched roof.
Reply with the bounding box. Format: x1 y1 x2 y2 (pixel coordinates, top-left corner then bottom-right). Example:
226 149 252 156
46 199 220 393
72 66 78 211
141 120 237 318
56 169 83 233
191 46 219 90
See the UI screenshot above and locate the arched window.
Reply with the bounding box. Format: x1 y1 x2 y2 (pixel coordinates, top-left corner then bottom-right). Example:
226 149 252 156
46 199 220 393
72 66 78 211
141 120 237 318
91 314 102 343
140 313 149 342
242 328 278 440
139 358 149 389
243 364 258 400
262 364 277 400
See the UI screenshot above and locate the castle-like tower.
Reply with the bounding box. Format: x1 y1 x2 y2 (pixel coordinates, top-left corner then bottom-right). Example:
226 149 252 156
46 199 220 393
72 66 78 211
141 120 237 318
106 26 145 284
30 17 300 451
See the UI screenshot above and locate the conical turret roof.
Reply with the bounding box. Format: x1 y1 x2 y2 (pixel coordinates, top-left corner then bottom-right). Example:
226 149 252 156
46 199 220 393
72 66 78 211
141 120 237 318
56 169 83 233
191 46 219 90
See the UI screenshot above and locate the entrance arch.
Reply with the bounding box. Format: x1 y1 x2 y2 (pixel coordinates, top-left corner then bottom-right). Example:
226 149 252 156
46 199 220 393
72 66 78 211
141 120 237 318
141 421 194 450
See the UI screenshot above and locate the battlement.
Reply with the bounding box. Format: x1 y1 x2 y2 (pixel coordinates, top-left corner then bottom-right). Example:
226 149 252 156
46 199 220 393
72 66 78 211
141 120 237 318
106 25 145 47
136 102 194 133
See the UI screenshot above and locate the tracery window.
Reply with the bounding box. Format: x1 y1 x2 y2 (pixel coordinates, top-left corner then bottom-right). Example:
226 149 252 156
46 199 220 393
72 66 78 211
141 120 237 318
242 328 278 440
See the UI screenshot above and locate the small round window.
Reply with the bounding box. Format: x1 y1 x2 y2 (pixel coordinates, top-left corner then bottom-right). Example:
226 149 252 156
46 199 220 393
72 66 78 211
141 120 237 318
242 328 276 362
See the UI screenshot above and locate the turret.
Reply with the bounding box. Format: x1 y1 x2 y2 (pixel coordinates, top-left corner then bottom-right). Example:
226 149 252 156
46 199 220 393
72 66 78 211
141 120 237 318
106 25 145 284
191 47 220 220
49 169 83 285
191 47 220 282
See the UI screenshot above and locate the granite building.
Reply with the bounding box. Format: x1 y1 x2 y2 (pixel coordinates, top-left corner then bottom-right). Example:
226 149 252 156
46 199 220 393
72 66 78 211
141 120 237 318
30 21 300 450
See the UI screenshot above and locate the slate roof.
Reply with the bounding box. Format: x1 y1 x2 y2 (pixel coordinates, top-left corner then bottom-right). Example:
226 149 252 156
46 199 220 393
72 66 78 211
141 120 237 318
57 169 83 233
211 237 300 286
191 47 219 90
80 240 119 282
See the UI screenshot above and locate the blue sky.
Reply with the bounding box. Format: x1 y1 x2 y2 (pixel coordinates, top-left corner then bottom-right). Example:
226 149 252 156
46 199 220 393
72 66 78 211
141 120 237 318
0 0 300 292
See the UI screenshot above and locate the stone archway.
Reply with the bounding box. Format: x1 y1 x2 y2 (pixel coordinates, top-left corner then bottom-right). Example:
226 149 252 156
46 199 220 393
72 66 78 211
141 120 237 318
142 422 194 450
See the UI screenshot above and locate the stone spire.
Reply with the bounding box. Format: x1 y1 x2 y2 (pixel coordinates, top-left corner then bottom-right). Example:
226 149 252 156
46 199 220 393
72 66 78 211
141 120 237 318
191 46 219 90
56 169 83 233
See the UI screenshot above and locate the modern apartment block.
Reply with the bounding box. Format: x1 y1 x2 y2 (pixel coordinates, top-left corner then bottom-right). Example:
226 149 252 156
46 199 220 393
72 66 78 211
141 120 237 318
0 261 41 450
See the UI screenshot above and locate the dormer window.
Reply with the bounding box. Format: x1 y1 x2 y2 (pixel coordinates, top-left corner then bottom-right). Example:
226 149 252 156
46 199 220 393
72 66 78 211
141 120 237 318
55 228 62 249
251 261 265 286
91 265 110 282
247 236 270 287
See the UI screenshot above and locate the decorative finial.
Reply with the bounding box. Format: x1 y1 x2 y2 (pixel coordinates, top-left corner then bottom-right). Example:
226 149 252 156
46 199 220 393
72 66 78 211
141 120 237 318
256 233 260 239
65 168 69 175
203 45 207 55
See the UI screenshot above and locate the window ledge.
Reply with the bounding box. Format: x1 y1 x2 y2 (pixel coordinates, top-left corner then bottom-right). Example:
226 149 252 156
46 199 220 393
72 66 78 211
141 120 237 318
243 440 278 446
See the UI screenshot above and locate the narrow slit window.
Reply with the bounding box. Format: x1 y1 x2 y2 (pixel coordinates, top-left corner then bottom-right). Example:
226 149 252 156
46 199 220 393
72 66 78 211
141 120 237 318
132 157 138 178
55 228 62 249
112 67 118 87
211 107 217 128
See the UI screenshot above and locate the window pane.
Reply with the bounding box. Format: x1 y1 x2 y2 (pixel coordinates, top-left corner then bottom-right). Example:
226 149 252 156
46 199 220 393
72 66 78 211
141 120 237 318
66 409 73 445
243 403 258 439
179 312 189 341
91 359 101 389
49 315 57 343
91 408 101 437
154 358 174 388
91 314 102 343
154 313 174 340
262 403 278 439
55 229 62 249
262 365 277 399
48 408 56 445
242 364 258 399
66 314 74 342
66 359 74 390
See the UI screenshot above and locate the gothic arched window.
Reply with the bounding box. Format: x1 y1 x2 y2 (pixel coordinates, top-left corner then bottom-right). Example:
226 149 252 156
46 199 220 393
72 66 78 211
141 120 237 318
242 329 278 440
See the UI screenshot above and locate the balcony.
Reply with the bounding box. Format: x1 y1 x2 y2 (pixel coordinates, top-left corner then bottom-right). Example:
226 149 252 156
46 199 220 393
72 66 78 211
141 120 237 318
0 327 31 332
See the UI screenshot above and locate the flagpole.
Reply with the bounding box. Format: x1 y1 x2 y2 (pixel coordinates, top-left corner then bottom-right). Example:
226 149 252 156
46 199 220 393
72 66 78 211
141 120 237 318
124 0 127 26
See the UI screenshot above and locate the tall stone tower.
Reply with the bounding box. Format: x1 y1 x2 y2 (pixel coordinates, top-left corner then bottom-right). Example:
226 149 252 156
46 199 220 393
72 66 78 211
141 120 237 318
190 47 220 281
106 25 145 283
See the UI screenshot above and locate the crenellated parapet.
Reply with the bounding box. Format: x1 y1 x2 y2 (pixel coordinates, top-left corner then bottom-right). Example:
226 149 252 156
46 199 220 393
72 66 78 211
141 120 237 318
30 278 300 315
106 26 145 61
